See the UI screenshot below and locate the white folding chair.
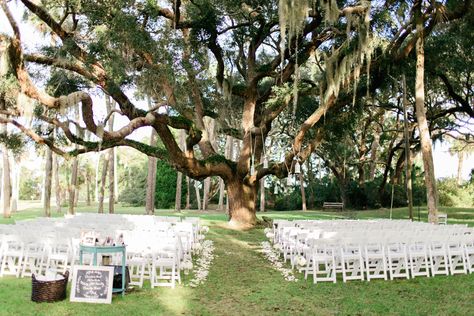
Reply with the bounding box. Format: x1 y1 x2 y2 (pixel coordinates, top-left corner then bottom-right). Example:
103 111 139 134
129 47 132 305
364 243 387 281
464 237 474 274
340 243 364 282
428 240 449 276
126 239 148 289
150 239 180 288
21 240 46 277
446 239 467 275
408 241 430 278
44 239 70 274
386 242 410 280
311 240 337 284
0 235 24 278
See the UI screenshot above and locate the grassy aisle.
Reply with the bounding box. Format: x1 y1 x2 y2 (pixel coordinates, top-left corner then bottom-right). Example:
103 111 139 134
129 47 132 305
0 219 473 315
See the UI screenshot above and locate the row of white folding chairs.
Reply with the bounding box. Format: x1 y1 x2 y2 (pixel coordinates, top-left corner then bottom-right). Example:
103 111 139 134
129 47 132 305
276 227 472 264
273 224 473 249
0 231 191 284
126 236 184 288
281 237 474 284
0 234 72 278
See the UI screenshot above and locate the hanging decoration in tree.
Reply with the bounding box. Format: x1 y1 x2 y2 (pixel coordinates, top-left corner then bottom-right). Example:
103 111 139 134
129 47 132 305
278 0 375 110
294 159 301 174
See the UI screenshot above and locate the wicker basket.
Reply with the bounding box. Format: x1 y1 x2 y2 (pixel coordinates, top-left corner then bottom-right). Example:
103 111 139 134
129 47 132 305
31 271 69 303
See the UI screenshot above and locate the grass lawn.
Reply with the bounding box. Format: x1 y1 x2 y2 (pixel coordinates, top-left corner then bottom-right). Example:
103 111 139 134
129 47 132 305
0 202 473 315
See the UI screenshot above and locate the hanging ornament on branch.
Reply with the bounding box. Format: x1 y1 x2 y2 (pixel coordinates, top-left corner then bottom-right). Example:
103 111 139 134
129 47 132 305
294 159 301 174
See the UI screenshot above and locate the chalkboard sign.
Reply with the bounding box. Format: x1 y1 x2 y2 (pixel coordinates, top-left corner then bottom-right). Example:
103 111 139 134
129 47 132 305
70 265 114 304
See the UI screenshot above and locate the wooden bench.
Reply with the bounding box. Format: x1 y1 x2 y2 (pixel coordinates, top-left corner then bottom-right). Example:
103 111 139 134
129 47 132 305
323 202 344 211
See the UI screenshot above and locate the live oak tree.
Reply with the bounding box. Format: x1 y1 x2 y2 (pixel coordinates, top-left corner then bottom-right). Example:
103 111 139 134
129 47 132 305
0 0 471 227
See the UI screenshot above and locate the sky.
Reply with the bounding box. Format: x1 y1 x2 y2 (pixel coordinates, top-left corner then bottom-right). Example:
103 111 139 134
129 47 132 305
1 3 472 180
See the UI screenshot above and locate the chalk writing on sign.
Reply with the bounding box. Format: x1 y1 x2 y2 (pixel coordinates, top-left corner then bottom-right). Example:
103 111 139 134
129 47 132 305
70 265 114 304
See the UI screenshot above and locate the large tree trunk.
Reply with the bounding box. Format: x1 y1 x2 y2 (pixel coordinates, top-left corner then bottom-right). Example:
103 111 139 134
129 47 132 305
53 153 61 212
68 157 78 215
227 179 258 229
43 147 53 217
414 0 438 223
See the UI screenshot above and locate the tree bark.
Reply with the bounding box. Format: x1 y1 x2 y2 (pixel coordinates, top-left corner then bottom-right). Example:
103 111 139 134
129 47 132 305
457 151 464 186
145 98 157 215
402 74 414 220
68 157 78 215
114 148 118 202
43 147 53 217
98 154 108 214
368 131 381 181
218 178 225 211
407 149 414 220
10 157 19 213
299 171 307 211
108 99 116 214
74 181 79 207
368 110 385 181
86 169 91 206
95 152 100 203
202 177 210 211
175 171 183 212
108 147 115 214
259 178 266 212
53 152 61 212
227 179 258 229
1 135 11 218
194 181 202 211
306 159 315 208
394 151 406 185
185 176 191 209
414 0 438 223
175 130 185 212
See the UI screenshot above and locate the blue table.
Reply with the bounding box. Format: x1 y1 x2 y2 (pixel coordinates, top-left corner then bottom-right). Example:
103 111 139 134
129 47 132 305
79 245 127 296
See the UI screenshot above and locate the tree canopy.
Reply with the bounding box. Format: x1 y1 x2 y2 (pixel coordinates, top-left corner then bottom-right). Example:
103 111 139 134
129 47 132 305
0 0 472 227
